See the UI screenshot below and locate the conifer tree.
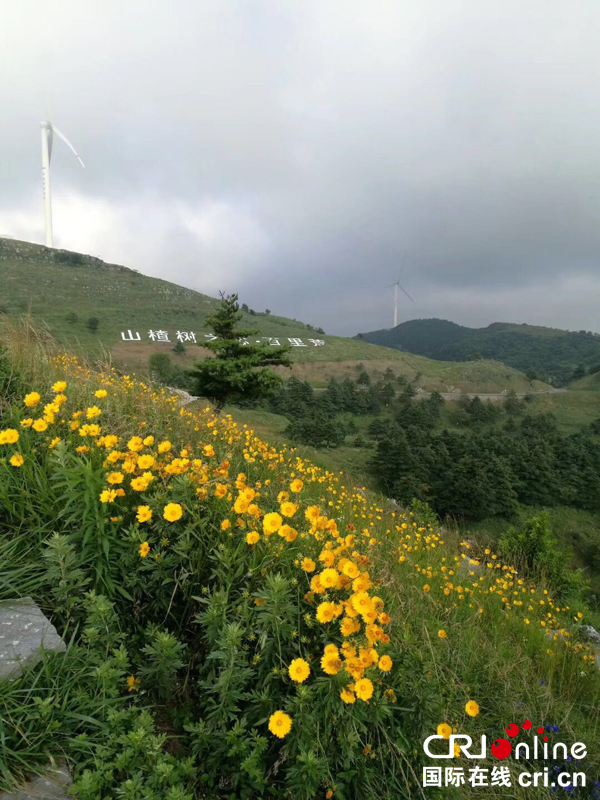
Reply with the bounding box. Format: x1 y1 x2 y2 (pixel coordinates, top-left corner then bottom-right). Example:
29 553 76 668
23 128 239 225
189 293 291 412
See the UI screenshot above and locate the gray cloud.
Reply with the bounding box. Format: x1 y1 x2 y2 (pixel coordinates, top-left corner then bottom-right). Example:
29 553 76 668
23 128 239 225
1 0 600 335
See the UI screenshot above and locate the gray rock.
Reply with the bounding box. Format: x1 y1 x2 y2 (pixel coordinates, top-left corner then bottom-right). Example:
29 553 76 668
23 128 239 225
580 625 600 644
167 387 198 406
0 764 71 799
547 629 569 642
0 598 65 681
457 557 484 576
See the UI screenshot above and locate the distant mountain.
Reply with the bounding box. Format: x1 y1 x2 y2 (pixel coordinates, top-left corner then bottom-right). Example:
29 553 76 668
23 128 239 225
355 318 600 385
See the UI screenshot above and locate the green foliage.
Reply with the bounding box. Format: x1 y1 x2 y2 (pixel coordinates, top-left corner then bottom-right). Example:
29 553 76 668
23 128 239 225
286 409 346 448
189 293 291 411
499 512 584 599
139 628 187 700
149 352 173 382
86 316 99 333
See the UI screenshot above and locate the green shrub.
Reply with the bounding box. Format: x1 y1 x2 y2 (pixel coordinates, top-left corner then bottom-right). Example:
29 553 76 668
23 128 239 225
499 511 585 599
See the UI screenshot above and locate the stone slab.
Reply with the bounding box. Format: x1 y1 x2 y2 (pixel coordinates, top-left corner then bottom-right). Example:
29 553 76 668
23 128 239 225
0 598 66 681
0 765 71 799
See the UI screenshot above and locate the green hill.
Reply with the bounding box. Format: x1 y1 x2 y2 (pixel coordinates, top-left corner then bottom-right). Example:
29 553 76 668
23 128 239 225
356 317 600 385
0 238 547 393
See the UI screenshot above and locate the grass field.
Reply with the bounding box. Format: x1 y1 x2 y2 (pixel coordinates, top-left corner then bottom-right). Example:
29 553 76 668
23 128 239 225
0 237 549 393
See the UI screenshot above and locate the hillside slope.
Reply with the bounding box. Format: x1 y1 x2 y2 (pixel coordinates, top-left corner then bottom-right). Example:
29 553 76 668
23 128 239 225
0 238 546 392
1 325 599 797
356 318 600 385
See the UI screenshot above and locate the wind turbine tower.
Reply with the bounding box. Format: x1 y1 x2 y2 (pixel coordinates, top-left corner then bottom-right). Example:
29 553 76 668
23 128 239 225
390 280 415 327
41 121 85 248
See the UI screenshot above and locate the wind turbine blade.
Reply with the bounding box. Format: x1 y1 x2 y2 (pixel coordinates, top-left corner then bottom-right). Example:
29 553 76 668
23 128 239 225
51 124 85 168
398 283 415 303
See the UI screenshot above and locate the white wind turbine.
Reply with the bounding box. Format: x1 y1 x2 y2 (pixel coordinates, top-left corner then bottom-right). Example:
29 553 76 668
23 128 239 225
388 279 415 327
40 121 85 248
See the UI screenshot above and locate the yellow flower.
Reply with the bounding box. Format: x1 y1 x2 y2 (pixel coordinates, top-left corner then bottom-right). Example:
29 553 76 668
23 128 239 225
288 658 310 683
49 437 61 449
316 601 336 624
340 688 356 704
342 561 359 579
234 494 250 514
163 502 183 522
321 652 342 675
355 678 374 702
143 435 154 446
20 419 33 428
137 454 155 470
438 629 447 639
0 429 19 444
319 568 339 589
465 700 479 717
24 392 41 407
86 406 102 419
131 476 150 492
423 584 431 593
52 381 67 393
136 505 152 523
126 675 140 693
139 541 150 558
290 479 303 493
214 483 228 498
127 436 144 452
263 512 283 535
378 655 392 672
203 444 215 457
280 501 297 518
246 531 260 545
268 710 292 739
32 419 48 432
301 557 316 572
99 489 117 503
107 471 124 485
437 723 452 740
95 389 108 398
158 440 172 453
9 453 24 467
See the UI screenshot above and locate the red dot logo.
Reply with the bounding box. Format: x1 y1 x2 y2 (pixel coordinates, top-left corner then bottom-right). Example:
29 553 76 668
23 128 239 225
522 720 532 730
506 724 519 738
537 727 544 734
491 738 512 759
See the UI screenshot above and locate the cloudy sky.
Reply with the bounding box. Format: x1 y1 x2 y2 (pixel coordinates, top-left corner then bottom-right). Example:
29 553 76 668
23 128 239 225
1 1 600 335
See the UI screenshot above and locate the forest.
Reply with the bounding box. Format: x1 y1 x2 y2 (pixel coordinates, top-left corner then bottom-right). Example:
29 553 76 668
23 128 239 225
269 371 600 522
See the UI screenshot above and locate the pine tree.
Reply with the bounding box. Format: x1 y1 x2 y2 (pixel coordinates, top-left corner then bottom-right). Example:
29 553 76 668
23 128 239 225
188 293 291 412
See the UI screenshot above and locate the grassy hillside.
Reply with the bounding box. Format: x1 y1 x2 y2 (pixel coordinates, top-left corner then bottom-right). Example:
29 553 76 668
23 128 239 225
0 238 547 393
1 321 599 798
570 371 600 392
357 317 600 385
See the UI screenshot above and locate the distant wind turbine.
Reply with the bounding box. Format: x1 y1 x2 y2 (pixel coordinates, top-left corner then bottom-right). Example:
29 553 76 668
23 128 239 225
388 280 414 327
41 121 85 248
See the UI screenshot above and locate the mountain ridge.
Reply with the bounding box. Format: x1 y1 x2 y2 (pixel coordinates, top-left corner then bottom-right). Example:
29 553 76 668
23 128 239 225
356 317 600 385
